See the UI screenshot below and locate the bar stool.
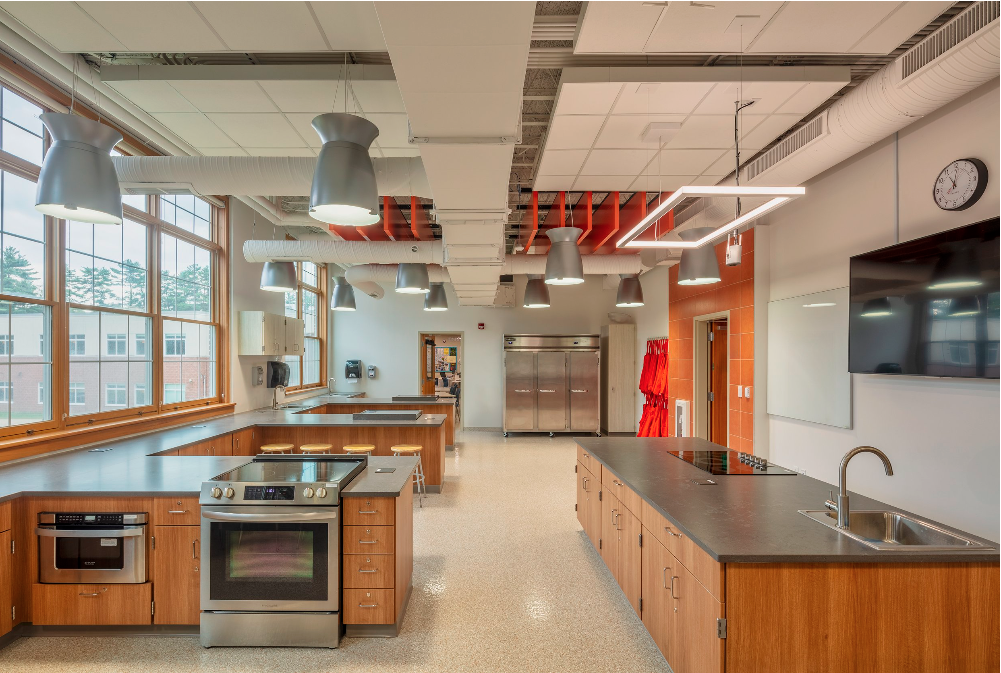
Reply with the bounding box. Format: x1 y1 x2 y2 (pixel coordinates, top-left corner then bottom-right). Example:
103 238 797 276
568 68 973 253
299 443 333 455
259 443 294 454
342 444 375 456
391 444 426 507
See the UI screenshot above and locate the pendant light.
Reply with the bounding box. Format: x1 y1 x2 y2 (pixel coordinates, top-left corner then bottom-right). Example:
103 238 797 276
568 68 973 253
424 283 448 311
615 275 645 307
524 276 551 308
928 247 982 290
396 263 430 294
676 228 721 285
948 295 980 317
545 226 584 285
259 218 296 293
860 297 892 317
332 276 356 311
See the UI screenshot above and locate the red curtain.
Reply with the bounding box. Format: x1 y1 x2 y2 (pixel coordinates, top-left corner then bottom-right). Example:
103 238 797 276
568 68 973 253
638 338 669 437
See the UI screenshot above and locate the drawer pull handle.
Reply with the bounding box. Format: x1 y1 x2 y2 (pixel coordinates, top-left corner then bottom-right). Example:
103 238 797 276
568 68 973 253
79 588 107 597
664 527 682 538
168 510 188 514
358 603 379 608
671 576 679 600
358 510 378 514
358 568 378 573
358 540 378 544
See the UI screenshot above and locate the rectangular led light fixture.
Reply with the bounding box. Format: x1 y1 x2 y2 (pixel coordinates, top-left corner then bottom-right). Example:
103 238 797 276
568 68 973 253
616 185 805 249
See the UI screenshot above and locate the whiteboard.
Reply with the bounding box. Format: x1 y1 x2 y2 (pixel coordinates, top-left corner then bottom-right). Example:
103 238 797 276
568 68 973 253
767 287 852 428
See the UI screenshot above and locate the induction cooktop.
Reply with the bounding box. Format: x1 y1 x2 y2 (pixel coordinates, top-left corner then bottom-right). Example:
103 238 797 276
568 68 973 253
667 450 797 475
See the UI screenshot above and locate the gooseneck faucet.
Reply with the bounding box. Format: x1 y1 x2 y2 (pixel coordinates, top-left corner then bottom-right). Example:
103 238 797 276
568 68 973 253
828 446 893 529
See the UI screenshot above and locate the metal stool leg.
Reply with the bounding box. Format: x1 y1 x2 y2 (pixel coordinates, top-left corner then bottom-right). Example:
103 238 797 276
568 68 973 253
414 457 425 508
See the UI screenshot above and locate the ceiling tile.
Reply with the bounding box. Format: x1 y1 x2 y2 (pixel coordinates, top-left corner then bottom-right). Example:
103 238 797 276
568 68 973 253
571 175 642 192
693 81 808 115
574 2 666 53
534 175 577 191
612 82 717 115
377 147 422 158
594 115 688 149
285 113 324 148
658 149 731 175
197 147 248 156
774 81 845 115
643 2 783 53
554 83 623 117
193 1 328 51
850 2 952 54
626 174 698 193
704 150 761 176
257 81 335 114
389 45 527 95
105 81 197 113
580 149 653 176
169 81 277 113
351 81 407 114
0 2 126 51
402 93 519 137
309 1 386 51
537 150 588 177
668 115 768 149
151 113 236 147
691 175 725 186
204 113 305 147
243 147 316 157
365 113 411 148
79 2 225 51
546 116 606 150
747 2 898 54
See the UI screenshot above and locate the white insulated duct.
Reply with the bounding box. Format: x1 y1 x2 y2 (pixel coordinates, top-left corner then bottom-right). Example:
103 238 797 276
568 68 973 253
502 254 644 276
345 264 451 300
243 239 445 266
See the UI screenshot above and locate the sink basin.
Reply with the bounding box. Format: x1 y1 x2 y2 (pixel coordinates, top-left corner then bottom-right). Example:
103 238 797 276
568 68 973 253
799 509 992 551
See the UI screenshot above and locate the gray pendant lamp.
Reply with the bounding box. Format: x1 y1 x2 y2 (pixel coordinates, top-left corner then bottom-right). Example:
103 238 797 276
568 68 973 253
396 263 430 294
424 282 448 311
309 113 380 226
676 228 721 286
524 276 551 308
35 113 123 225
616 274 645 307
949 296 980 317
260 260 297 293
545 226 584 285
332 276 357 311
860 297 892 317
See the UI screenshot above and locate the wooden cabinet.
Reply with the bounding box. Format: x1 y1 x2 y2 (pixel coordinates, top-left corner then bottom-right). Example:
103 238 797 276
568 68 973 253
600 489 619 572
672 560 724 673
576 462 602 549
153 497 199 525
601 489 641 616
343 589 395 624
285 317 305 356
31 583 151 625
642 530 675 660
176 436 232 457
238 311 304 357
0 530 11 636
232 427 257 455
152 526 200 625
600 323 636 433
344 497 395 526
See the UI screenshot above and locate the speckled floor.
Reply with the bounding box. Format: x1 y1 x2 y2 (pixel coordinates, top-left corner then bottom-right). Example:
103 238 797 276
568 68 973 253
0 431 670 673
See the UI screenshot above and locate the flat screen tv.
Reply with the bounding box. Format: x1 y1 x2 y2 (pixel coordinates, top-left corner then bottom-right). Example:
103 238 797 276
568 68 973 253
849 218 999 378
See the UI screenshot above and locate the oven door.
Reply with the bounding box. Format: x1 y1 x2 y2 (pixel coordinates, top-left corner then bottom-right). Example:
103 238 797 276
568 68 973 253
201 506 339 612
36 526 146 584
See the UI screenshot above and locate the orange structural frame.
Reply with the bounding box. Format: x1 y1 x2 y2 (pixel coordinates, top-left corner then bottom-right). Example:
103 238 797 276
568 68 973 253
517 191 539 254
633 192 674 244
580 191 619 254
382 196 414 241
534 191 566 254
572 192 593 246
410 197 433 240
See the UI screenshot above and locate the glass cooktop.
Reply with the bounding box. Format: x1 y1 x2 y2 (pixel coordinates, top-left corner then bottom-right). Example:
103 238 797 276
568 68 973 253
667 450 797 476
211 459 364 484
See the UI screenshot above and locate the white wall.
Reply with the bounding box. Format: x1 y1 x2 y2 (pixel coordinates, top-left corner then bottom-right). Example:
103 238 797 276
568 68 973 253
761 79 1000 540
332 265 671 429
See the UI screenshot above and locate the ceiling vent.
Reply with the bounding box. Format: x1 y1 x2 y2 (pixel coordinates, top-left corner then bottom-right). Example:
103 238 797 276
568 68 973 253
901 2 1000 80
746 114 827 183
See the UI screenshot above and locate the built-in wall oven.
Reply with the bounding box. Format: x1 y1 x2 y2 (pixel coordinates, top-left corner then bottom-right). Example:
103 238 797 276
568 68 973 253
37 512 147 584
199 455 365 649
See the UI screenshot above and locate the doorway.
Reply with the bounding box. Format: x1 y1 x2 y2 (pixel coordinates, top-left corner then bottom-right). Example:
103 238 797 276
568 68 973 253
418 332 463 428
692 312 729 445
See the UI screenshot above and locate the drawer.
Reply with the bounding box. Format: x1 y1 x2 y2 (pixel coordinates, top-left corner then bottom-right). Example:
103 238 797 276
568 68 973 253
343 497 395 526
154 497 200 525
601 468 642 515
32 583 152 625
576 445 599 477
342 589 395 625
641 499 723 602
342 526 395 555
342 554 395 589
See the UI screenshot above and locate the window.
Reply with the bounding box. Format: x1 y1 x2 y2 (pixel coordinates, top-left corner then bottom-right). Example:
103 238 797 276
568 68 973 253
106 333 127 356
0 382 10 403
284 261 325 390
105 383 126 407
164 333 185 356
68 334 86 356
163 383 185 404
69 383 85 406
0 301 49 427
160 195 211 241
0 335 10 356
135 333 146 356
134 383 146 406
163 320 215 405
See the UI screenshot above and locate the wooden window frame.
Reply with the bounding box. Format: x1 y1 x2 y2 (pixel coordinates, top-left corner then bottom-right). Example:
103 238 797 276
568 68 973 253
285 261 327 393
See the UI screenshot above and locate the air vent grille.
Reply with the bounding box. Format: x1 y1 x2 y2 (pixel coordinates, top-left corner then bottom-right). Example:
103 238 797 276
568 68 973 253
901 2 1000 80
746 115 826 182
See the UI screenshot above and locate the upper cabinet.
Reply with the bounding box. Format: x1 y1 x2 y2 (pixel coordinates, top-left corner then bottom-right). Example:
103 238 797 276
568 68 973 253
238 311 304 357
285 317 305 356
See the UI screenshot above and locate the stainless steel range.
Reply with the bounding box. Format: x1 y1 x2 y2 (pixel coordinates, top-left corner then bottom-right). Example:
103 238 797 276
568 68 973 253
199 455 366 649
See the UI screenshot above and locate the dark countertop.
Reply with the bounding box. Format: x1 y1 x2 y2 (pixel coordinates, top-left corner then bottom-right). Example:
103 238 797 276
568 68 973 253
576 436 1000 564
313 395 455 406
342 456 418 497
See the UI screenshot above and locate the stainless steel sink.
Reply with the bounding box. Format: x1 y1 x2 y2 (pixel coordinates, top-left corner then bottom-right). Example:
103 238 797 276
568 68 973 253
799 509 993 551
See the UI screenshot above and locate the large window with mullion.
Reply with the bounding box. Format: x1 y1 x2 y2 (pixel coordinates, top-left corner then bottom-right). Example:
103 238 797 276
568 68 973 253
284 261 324 390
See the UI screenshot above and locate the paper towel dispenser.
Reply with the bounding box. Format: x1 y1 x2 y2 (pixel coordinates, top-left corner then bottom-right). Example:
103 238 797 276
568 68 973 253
345 360 362 379
266 361 290 388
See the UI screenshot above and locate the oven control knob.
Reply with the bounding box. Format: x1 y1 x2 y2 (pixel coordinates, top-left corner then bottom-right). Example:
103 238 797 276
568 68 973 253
210 487 222 499
303 487 315 498
316 487 328 498
223 487 235 499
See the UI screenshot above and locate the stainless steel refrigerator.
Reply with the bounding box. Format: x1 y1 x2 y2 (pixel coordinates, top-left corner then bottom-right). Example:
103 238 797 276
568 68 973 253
502 334 600 436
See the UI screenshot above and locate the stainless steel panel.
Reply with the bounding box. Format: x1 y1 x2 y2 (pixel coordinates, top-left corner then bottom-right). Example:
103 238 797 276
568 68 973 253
537 351 567 431
503 334 600 351
200 611 340 648
504 351 536 431
37 526 146 584
570 351 600 432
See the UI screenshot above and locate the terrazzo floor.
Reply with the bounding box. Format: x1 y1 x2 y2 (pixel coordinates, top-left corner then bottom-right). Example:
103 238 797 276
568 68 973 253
0 431 670 673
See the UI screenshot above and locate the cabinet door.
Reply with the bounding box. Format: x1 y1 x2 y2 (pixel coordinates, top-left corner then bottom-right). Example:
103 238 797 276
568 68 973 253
504 351 536 430
232 428 257 455
642 531 674 664
601 490 620 575
153 526 200 625
0 530 11 636
618 507 642 615
286 318 305 355
576 462 588 531
262 313 281 356
537 351 567 431
671 557 724 673
569 350 599 431
205 434 232 456
585 470 602 550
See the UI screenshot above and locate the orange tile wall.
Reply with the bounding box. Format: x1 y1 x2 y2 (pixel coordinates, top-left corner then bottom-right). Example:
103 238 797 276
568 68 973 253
667 229 754 452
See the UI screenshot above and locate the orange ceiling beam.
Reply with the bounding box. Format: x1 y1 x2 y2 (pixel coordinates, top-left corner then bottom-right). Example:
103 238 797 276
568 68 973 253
596 192 646 254
516 191 538 254
410 197 433 240
579 191 619 255
573 192 593 246
328 223 367 241
382 196 414 241
534 191 566 254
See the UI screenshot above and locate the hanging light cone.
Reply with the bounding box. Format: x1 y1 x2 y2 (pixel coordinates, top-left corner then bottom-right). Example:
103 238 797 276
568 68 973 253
332 276 357 311
260 261 297 293
396 263 430 294
545 227 584 285
860 297 892 317
676 228 721 286
928 245 983 290
948 295 980 317
35 113 123 225
424 283 448 311
524 276 551 308
616 275 645 307
309 113 380 226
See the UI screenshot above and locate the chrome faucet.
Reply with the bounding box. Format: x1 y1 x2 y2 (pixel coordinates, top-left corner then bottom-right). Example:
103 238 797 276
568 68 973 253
825 446 893 529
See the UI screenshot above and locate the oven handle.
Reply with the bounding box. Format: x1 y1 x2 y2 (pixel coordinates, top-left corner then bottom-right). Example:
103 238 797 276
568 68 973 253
201 511 338 522
35 527 144 538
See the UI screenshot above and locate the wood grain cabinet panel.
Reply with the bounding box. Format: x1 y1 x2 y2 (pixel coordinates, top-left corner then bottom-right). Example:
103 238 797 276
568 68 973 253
641 529 675 664
343 589 395 624
641 498 723 602
0 530 11 636
601 490 620 573
231 428 257 456
576 445 600 476
152 525 200 625
31 583 151 625
343 497 395 526
343 526 395 555
617 506 642 616
153 497 200 526
343 554 395 589
671 559 724 673
602 466 642 516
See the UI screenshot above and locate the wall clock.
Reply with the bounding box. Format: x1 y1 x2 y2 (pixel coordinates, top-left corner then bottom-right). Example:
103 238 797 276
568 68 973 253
933 158 988 211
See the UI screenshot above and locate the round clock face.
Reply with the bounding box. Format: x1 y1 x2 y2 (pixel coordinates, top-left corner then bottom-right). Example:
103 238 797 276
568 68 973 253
933 158 988 211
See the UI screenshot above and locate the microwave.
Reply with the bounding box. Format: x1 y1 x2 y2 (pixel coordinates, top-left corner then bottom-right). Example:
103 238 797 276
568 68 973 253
36 512 148 584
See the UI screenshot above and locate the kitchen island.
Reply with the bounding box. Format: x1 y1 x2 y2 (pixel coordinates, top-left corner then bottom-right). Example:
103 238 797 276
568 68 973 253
300 395 458 449
575 436 999 673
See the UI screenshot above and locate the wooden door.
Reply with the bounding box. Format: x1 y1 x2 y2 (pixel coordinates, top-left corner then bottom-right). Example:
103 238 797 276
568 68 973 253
642 531 673 662
672 559 724 673
618 507 642 616
601 490 620 574
152 526 201 625
708 320 728 445
421 337 435 395
0 530 11 636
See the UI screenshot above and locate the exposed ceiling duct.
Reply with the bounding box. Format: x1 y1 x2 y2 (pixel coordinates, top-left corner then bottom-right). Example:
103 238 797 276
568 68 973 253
344 263 451 300
243 239 444 266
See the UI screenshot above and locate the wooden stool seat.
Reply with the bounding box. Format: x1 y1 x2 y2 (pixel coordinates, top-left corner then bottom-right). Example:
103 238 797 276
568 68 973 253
299 444 333 454
343 444 376 454
259 443 294 454
391 444 422 454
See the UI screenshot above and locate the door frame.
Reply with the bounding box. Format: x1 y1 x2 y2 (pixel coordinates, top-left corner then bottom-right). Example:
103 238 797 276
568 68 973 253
417 331 465 430
691 310 730 443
